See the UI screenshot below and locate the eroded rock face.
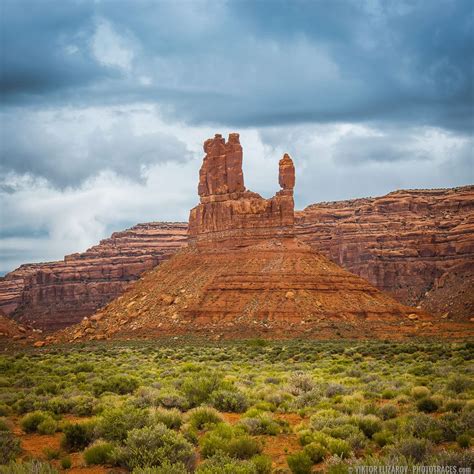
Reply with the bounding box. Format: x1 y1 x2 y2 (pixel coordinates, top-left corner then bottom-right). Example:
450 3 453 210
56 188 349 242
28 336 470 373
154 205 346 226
189 133 295 247
0 264 43 315
295 186 474 315
8 222 187 331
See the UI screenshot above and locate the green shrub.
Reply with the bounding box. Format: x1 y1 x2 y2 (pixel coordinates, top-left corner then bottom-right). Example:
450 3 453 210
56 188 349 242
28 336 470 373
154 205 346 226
38 417 57 435
323 423 360 440
43 446 60 460
379 403 398 420
428 449 474 468
0 404 11 416
181 372 223 407
0 430 21 463
36 382 60 396
210 389 249 413
381 389 397 399
251 454 272 474
61 422 95 451
186 406 222 430
417 397 439 413
73 362 94 373
287 451 313 474
196 454 257 474
0 461 58 474
352 414 382 438
200 423 262 460
45 397 72 415
446 375 473 394
287 372 315 395
20 410 49 433
227 436 262 460
326 383 347 398
155 390 188 410
373 430 393 447
93 375 139 396
326 437 351 458
292 388 322 409
117 424 196 470
445 400 465 413
200 423 233 458
150 408 183 430
408 413 442 440
60 456 72 469
389 438 432 463
70 396 96 417
0 418 9 432
97 406 148 441
238 412 283 435
303 442 327 463
457 434 471 449
84 440 114 465
181 423 199 445
411 386 430 399
298 429 316 446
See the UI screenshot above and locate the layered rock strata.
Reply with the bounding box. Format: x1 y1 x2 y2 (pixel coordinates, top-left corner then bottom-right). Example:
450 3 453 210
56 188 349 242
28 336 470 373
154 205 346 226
295 186 474 317
53 133 459 344
7 223 187 331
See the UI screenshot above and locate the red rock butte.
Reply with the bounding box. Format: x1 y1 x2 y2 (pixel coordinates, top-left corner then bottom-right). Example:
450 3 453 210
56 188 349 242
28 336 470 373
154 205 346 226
189 133 295 247
52 132 474 344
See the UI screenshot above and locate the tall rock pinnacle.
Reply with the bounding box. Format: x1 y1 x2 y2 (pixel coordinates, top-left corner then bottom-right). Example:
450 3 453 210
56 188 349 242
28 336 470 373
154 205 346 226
189 133 295 247
279 153 295 193
198 133 245 197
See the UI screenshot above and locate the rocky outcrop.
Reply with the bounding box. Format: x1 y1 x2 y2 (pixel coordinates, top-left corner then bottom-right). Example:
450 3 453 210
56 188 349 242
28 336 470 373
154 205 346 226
1 181 472 331
9 223 187 331
0 312 39 347
189 133 295 247
53 133 465 345
421 263 474 321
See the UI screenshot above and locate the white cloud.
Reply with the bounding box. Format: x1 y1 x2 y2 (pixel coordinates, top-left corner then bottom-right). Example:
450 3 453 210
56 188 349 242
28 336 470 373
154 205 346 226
91 19 135 72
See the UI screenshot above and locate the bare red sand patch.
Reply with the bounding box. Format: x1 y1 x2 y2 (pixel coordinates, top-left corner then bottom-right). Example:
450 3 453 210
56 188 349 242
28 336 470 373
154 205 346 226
19 432 62 459
258 433 301 469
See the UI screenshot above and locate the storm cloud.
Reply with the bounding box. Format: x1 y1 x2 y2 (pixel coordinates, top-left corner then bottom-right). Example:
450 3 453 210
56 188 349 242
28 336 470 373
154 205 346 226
0 0 473 273
2 0 473 131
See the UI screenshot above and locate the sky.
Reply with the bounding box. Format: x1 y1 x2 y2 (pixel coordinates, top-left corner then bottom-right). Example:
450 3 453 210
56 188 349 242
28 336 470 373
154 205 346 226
0 0 473 274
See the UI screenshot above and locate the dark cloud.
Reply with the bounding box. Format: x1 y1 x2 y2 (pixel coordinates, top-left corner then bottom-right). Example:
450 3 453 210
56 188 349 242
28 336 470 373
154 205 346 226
333 134 431 165
1 0 472 132
0 109 192 186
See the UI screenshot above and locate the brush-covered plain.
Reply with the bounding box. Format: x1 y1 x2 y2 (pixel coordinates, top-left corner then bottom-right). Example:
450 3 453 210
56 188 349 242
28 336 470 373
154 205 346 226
0 339 473 473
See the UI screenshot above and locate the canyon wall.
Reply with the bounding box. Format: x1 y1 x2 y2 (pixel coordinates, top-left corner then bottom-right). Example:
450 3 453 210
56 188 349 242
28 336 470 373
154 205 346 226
1 186 472 330
4 223 187 331
295 186 474 316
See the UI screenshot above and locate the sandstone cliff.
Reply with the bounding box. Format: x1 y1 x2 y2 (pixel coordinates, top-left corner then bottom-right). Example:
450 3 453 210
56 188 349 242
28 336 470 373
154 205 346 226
6 222 187 331
295 186 474 318
1 184 472 330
